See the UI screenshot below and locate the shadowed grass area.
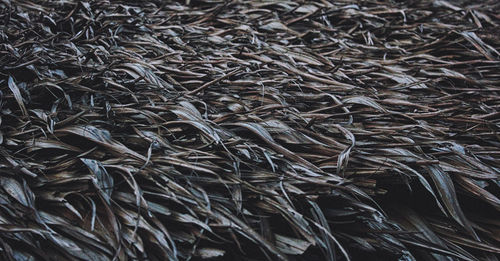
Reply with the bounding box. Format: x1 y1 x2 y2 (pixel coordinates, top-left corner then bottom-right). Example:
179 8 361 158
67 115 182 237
0 0 499 260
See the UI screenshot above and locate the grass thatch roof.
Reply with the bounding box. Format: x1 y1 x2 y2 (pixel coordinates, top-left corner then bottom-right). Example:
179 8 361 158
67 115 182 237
1 0 499 260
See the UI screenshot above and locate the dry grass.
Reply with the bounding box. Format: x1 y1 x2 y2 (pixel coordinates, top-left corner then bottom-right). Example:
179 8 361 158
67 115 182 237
0 0 499 260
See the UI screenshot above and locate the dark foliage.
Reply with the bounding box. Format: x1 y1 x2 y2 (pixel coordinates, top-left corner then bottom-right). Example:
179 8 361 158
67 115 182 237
0 0 499 260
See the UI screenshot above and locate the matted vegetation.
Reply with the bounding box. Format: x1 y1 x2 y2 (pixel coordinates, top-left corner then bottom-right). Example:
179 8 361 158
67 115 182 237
1 0 499 260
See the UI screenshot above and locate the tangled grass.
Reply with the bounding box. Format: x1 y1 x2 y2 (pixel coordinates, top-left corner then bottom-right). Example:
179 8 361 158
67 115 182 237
0 0 499 260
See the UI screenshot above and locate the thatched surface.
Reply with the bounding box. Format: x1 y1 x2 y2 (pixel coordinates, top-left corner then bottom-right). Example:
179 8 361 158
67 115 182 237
1 0 499 260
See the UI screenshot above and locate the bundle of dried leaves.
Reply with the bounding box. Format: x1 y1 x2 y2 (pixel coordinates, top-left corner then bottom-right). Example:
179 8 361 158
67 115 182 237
1 0 499 260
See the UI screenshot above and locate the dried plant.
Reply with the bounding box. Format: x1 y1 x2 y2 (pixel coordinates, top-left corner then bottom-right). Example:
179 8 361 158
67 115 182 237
0 0 499 260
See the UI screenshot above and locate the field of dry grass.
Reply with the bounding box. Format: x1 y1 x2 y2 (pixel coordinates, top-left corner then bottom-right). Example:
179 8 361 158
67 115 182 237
1 0 499 260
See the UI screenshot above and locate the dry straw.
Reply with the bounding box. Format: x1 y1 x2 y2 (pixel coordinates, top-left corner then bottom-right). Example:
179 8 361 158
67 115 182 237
0 0 499 260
